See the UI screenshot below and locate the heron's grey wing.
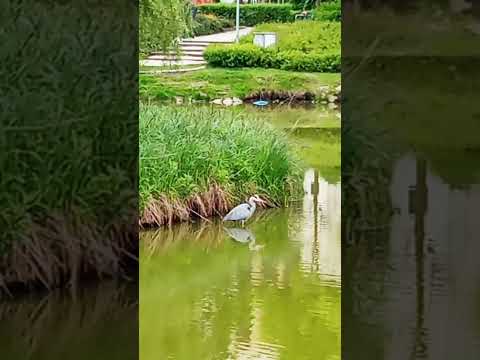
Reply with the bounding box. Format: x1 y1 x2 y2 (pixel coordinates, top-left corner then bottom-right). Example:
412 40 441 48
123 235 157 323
223 203 251 221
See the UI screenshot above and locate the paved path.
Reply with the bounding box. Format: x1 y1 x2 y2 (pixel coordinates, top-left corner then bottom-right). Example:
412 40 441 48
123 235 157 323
182 27 253 43
141 28 253 69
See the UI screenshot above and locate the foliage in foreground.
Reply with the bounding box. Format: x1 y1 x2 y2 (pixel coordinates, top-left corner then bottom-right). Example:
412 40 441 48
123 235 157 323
140 105 299 226
204 21 340 72
140 0 191 55
1 1 137 291
198 3 294 26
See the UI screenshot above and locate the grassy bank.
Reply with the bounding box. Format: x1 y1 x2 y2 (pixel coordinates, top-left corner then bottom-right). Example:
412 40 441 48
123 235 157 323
140 105 299 226
140 68 340 102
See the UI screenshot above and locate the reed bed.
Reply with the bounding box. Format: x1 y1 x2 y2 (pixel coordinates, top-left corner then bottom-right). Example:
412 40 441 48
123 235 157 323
140 105 299 226
1 1 137 293
0 215 137 295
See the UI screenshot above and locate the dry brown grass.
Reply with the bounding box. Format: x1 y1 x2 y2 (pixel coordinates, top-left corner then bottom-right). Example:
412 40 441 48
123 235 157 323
140 184 235 227
0 213 137 296
141 221 227 257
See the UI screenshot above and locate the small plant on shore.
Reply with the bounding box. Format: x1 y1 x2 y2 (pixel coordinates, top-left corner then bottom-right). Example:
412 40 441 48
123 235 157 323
140 105 300 226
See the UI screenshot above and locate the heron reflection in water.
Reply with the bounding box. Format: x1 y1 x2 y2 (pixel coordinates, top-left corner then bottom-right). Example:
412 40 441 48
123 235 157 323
223 227 264 251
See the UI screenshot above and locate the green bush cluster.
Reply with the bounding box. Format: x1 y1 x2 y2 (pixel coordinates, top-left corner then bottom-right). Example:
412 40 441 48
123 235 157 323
192 13 233 36
199 3 294 26
204 21 340 72
314 0 341 22
241 21 340 53
204 44 340 72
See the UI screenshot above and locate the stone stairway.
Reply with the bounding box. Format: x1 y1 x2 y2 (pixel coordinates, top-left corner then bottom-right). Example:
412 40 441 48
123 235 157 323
141 28 253 71
142 40 230 68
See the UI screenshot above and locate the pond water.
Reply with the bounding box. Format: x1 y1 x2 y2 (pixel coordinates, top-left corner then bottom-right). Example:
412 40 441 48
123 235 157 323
344 152 480 360
0 283 137 360
140 106 341 360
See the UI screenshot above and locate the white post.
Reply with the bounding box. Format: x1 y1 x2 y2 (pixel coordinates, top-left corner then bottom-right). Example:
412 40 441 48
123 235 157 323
235 0 240 43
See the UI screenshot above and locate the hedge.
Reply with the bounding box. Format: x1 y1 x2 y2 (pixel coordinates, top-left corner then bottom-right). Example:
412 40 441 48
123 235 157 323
198 4 294 26
290 0 317 10
240 21 340 54
204 44 340 72
192 13 233 36
314 1 341 22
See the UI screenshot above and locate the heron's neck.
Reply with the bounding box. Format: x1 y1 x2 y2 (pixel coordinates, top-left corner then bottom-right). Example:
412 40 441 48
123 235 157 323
248 199 256 209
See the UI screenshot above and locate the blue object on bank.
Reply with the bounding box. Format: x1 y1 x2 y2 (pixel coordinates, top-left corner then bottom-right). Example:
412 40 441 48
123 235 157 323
253 100 269 107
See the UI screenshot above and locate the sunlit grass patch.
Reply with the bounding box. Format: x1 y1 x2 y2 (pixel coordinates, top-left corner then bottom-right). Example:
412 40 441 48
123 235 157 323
140 68 340 102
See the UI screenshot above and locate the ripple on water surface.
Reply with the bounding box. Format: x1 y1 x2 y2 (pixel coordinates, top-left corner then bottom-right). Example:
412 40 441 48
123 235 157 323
140 171 340 360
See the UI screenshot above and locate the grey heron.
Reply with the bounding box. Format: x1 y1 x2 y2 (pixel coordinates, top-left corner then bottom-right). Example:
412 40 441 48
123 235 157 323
223 195 266 226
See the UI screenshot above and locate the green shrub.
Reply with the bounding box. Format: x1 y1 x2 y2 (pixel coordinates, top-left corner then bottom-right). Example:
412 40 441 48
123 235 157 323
241 21 340 53
281 51 340 72
192 13 233 36
199 4 294 26
204 21 340 72
204 44 340 72
314 0 341 22
204 44 267 68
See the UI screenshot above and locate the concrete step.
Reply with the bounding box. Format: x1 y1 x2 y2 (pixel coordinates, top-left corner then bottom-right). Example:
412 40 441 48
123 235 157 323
142 59 207 67
179 45 208 52
181 40 232 45
180 41 210 47
150 49 204 57
181 51 204 57
141 65 207 74
148 55 206 61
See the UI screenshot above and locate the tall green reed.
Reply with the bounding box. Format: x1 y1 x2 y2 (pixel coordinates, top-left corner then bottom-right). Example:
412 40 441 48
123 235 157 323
140 105 299 213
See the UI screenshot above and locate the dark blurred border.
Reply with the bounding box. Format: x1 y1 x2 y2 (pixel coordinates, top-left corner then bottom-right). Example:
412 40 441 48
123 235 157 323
1 1 138 358
343 1 480 359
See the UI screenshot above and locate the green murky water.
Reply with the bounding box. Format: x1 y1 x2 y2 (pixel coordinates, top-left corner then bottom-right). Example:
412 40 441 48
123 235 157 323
0 283 137 360
140 106 341 360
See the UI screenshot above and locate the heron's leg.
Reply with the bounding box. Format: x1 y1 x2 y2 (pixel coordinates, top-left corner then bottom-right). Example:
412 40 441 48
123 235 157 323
241 220 245 227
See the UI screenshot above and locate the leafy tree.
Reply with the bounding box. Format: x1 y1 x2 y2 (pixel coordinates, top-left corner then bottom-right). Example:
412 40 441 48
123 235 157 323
140 0 192 55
